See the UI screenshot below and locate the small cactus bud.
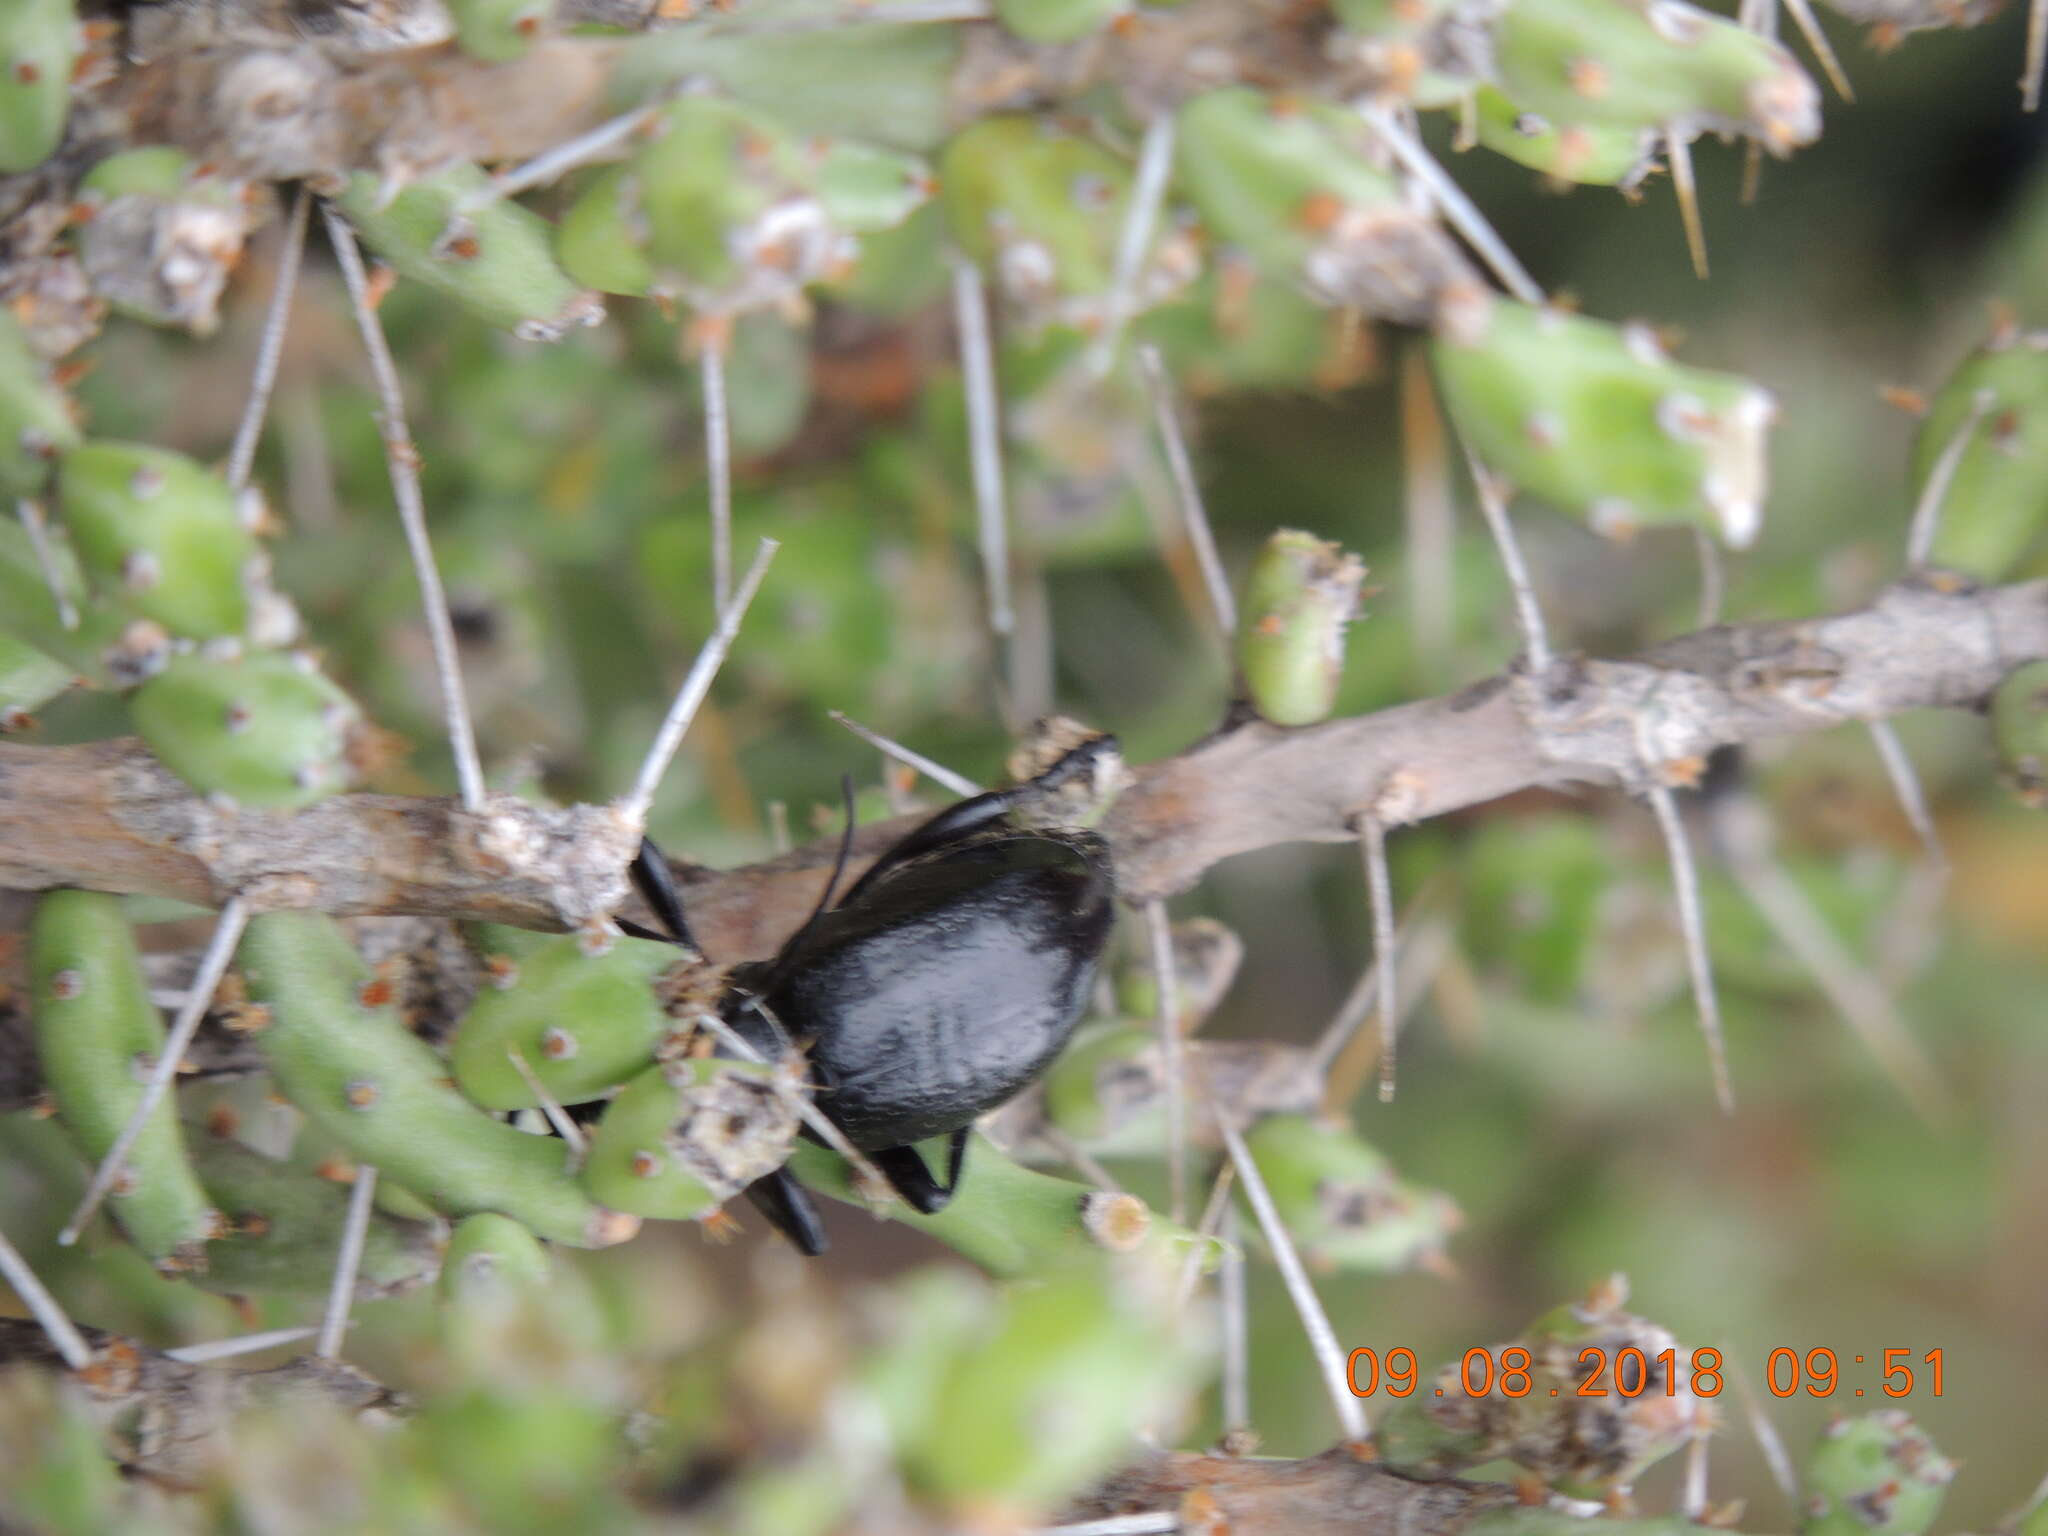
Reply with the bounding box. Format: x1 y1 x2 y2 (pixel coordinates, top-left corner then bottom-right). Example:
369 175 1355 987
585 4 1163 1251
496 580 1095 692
1236 529 1366 727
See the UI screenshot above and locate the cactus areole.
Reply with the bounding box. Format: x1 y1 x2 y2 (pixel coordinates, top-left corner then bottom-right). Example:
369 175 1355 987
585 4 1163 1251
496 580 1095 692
628 736 1120 1254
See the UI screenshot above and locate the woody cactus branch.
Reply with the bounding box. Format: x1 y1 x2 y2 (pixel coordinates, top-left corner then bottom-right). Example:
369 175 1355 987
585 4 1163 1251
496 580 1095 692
0 578 2041 944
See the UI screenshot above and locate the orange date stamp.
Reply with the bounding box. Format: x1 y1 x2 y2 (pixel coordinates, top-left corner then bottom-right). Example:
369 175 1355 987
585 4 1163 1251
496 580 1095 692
1347 1346 1945 1399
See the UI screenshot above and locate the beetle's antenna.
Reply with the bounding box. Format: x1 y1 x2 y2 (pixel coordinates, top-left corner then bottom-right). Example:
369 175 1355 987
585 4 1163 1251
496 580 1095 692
316 1163 379 1359
827 711 982 797
226 186 310 491
754 776 865 992
1358 101 1544 306
322 203 488 813
507 1045 590 1166
1215 1094 1370 1441
1904 387 1994 571
166 1326 321 1364
1708 786 1951 1122
951 253 1014 639
1088 112 1177 380
1137 343 1236 643
1143 900 1190 1226
1357 812 1400 1102
0 1223 92 1370
14 498 77 631
619 537 779 828
61 897 252 1246
1638 747 1735 1114
699 320 735 616
1667 130 1709 282
1462 451 1554 675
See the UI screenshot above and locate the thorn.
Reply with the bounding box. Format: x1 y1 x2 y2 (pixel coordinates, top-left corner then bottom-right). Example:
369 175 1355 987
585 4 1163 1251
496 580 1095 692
1356 814 1400 1101
618 537 778 827
1143 899 1190 1226
451 102 666 228
1782 0 1856 100
61 899 252 1246
1400 345 1457 680
1694 525 1727 629
165 1325 319 1363
1172 1158 1237 1311
767 800 791 854
951 254 1014 638
1215 1092 1370 1441
685 1009 891 1193
1359 101 1545 306
14 498 77 631
315 1162 379 1358
1219 1205 1251 1437
1462 450 1554 674
226 187 311 492
1905 388 1995 571
1682 1430 1711 1520
827 711 982 797
0 1224 93 1370
506 1045 587 1168
700 331 734 618
1640 763 1735 1113
1864 717 1947 875
1137 344 1237 642
2028 0 2048 109
1740 140 1764 205
322 203 488 813
1668 129 1709 281
1088 110 1178 378
1728 1353 1801 1509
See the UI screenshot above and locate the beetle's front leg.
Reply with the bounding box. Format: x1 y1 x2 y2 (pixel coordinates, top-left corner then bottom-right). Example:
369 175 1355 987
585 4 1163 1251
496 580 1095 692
868 1128 972 1215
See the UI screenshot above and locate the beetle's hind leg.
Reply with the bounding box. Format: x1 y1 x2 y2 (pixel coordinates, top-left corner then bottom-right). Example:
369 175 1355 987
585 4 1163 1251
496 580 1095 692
628 836 699 951
869 1128 972 1215
743 1167 829 1256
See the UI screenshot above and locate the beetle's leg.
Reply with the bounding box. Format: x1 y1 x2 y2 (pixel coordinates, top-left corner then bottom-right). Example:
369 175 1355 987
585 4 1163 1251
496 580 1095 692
629 836 699 952
868 1128 972 1215
743 1168 828 1256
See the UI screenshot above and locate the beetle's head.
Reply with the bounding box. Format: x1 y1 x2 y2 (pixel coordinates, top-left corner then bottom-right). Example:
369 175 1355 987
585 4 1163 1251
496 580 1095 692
1005 716 1129 832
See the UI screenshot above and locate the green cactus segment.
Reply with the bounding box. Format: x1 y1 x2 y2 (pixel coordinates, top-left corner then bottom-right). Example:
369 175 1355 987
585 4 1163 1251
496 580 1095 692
1039 1022 1164 1154
79 146 202 202
1431 299 1777 547
0 519 118 681
187 1134 441 1299
449 934 680 1110
1174 87 1471 325
1799 1413 1955 1536
1115 916 1244 1029
128 650 362 811
941 117 1184 328
449 0 549 61
0 309 79 497
992 0 1125 44
582 1059 799 1220
0 0 76 175
238 911 630 1248
789 1136 1223 1277
1492 0 1820 151
1461 812 1613 1004
1236 528 1367 727
889 1263 1205 1510
1993 660 2048 807
1473 86 1654 186
27 890 222 1273
1911 334 2048 580
0 630 72 726
336 166 602 341
56 441 258 638
441 1213 552 1303
1329 0 1487 107
816 138 934 234
1236 1113 1460 1273
554 165 657 299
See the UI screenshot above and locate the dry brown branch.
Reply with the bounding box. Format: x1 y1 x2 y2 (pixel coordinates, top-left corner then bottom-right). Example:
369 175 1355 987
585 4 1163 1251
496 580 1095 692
0 576 2041 956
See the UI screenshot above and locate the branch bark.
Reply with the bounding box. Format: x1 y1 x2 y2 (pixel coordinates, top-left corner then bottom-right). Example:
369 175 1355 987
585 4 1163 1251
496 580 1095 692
1 578 2042 958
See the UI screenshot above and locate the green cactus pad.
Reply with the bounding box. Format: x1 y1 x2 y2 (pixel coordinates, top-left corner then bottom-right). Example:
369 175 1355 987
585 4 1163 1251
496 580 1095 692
1038 1022 1164 1153
1492 0 1820 151
1174 87 1472 324
992 0 1125 43
0 0 76 175
1993 660 2048 807
128 649 362 811
941 117 1135 309
1236 528 1366 727
815 138 934 234
337 165 603 341
238 911 633 1248
441 1213 552 1302
1237 1113 1461 1272
449 933 682 1110
0 308 79 497
582 1058 799 1221
0 629 73 727
1473 86 1655 186
1431 298 1777 547
449 0 549 61
57 440 259 638
554 164 657 299
29 890 222 1273
1911 331 2048 581
1800 1412 1955 1536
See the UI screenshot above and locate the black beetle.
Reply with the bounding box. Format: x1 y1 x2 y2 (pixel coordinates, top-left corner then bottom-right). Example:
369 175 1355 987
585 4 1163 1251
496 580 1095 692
623 735 1119 1255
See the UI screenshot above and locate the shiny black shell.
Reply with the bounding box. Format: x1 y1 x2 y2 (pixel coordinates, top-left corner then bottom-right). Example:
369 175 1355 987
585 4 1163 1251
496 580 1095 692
726 827 1115 1150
